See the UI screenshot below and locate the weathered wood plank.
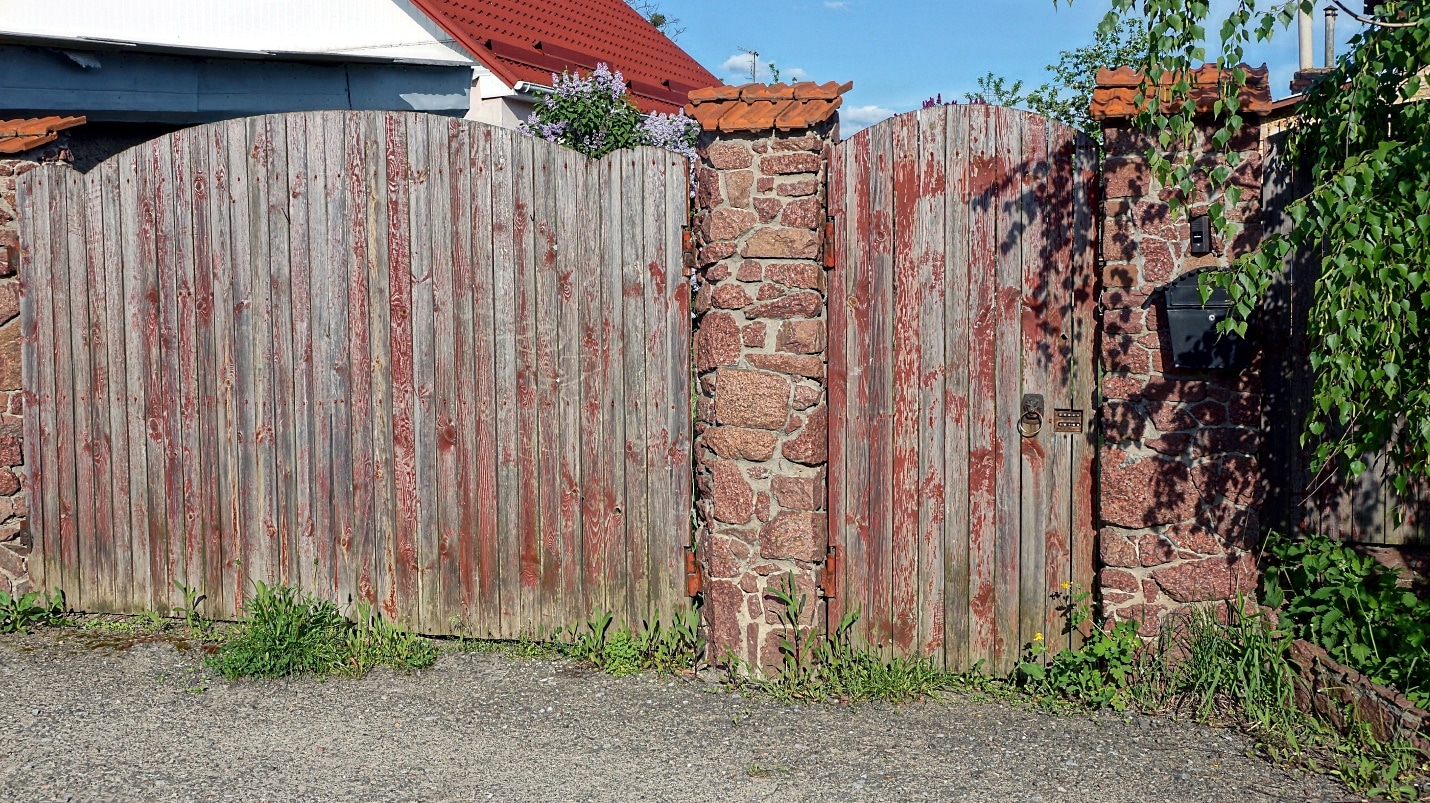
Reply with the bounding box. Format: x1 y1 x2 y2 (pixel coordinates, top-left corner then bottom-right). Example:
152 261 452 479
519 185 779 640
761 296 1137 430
368 115 398 623
65 169 100 611
662 152 691 620
914 107 948 663
169 128 205 611
638 148 669 620
841 129 874 649
888 111 922 656
510 134 542 635
438 116 470 632
406 114 439 632
552 144 584 628
200 124 235 618
148 137 189 612
1041 124 1077 654
348 111 380 611
532 141 562 635
422 113 458 632
264 114 297 590
99 159 135 612
469 124 501 636
80 160 117 612
991 107 1025 675
865 121 897 650
603 154 631 627
245 118 279 595
825 141 848 634
1068 133 1101 637
282 114 317 598
963 104 1000 671
942 105 973 671
17 168 56 597
119 146 159 614
1017 114 1052 658
384 113 419 625
619 150 649 629
187 127 220 616
306 113 338 602
579 152 610 622
490 127 521 637
322 112 355 608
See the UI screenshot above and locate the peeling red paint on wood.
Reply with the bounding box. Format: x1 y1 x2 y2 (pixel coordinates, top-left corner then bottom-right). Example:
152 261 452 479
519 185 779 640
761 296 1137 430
16 112 691 637
829 107 1098 673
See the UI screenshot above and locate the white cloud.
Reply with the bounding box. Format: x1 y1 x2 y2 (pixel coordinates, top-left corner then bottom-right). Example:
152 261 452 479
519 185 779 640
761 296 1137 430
840 104 896 134
719 52 810 84
824 1 848 8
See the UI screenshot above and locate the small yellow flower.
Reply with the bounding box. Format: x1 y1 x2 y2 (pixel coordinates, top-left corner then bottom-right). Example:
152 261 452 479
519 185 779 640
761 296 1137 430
1060 581 1071 590
1034 632 1044 641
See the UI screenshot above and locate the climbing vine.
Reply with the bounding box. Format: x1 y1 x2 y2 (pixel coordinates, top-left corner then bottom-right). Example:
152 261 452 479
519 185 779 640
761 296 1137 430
1075 0 1430 489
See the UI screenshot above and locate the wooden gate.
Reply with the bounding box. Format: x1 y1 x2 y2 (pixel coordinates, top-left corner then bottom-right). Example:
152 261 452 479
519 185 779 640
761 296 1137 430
827 105 1099 674
18 111 692 637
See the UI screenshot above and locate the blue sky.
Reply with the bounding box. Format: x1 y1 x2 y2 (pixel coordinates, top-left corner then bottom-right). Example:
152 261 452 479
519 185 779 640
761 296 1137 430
659 0 1367 132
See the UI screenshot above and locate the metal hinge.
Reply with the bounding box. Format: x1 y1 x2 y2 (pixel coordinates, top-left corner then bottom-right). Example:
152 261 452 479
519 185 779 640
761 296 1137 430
818 544 839 599
685 548 704 598
822 217 837 270
681 227 696 278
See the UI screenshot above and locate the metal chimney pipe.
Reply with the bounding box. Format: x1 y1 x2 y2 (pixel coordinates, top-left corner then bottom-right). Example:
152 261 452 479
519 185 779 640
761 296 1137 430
1325 4 1338 68
1298 7 1314 70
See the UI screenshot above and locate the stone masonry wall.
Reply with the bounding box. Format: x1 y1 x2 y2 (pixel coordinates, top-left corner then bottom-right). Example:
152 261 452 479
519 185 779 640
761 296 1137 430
1096 116 1269 631
691 123 835 673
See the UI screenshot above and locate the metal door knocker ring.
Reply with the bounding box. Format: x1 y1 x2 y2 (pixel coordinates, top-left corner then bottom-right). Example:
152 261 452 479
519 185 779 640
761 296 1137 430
1018 408 1044 438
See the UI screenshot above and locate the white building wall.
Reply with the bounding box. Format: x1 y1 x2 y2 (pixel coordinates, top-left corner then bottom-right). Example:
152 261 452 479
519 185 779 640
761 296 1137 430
0 0 473 65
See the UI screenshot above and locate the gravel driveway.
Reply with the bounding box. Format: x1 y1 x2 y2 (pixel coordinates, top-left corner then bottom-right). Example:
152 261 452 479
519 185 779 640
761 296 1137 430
0 627 1353 802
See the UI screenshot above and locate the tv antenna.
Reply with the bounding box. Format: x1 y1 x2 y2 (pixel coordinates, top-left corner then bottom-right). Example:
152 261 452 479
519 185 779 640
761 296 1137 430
736 46 759 82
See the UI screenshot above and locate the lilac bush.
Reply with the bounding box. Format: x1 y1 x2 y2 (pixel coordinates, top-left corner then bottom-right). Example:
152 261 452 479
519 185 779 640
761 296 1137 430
520 63 700 174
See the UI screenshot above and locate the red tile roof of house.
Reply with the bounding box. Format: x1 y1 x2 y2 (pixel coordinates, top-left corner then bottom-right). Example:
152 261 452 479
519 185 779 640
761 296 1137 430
1091 64 1271 121
407 0 720 113
685 81 854 132
0 116 86 155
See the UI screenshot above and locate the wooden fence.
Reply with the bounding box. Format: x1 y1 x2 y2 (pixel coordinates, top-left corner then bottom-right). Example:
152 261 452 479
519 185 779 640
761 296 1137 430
18 111 693 637
827 105 1099 674
1260 131 1430 546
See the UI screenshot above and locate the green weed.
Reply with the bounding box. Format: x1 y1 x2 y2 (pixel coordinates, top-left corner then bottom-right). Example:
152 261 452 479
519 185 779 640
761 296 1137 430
562 607 704 677
206 582 434 680
764 571 958 704
1265 532 1430 708
0 588 66 634
1016 585 1146 711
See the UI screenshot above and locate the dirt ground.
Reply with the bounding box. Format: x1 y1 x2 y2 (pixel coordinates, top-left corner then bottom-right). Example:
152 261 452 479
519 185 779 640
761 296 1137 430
0 627 1356 803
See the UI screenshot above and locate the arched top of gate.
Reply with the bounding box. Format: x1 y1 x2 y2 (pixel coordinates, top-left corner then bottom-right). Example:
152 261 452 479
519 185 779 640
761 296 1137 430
839 104 1094 153
70 111 688 179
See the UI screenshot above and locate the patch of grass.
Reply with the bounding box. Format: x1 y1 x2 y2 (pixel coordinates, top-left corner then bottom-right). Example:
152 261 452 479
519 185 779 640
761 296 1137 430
1010 594 1428 799
762 572 969 704
0 589 66 634
443 606 705 679
206 582 435 680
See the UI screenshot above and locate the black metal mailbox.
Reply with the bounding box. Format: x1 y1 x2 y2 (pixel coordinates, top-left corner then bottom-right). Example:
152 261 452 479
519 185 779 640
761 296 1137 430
1161 268 1253 371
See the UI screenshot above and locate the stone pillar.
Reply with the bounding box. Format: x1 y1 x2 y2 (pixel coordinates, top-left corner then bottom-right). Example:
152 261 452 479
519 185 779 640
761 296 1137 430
1090 66 1272 630
685 82 850 672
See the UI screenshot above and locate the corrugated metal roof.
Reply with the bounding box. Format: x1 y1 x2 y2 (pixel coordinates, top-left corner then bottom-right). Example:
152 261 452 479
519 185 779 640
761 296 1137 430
686 82 852 132
407 0 721 113
0 116 85 154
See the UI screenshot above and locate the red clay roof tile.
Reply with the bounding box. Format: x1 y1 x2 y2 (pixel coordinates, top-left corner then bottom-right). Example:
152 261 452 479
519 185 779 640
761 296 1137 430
0 116 85 155
408 0 721 114
1091 64 1271 120
685 81 853 133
